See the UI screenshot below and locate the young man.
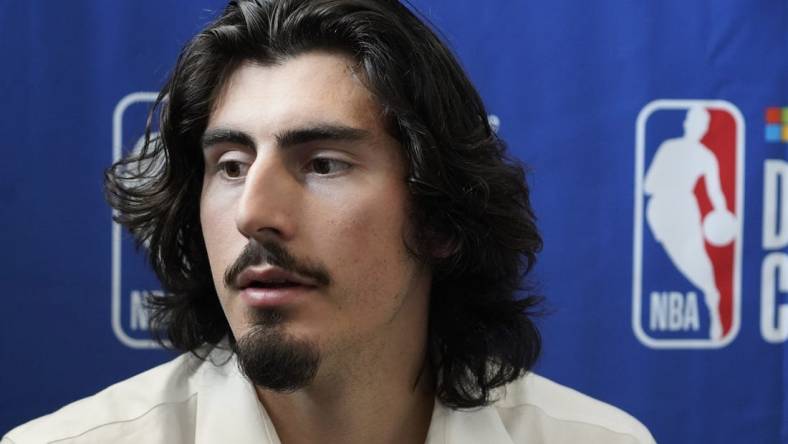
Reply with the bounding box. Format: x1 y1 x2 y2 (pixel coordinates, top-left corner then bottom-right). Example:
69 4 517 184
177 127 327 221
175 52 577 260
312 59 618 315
4 1 655 443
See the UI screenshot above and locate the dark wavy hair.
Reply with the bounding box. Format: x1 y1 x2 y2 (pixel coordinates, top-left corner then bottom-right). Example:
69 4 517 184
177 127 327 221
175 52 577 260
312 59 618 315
105 0 543 409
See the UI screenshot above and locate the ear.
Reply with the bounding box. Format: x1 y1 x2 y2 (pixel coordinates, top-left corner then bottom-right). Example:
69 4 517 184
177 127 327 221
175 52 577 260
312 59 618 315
429 233 458 259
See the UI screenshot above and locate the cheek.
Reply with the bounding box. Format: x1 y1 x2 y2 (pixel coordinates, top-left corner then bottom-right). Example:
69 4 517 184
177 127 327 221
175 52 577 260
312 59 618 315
315 183 413 298
200 187 252 336
199 187 242 293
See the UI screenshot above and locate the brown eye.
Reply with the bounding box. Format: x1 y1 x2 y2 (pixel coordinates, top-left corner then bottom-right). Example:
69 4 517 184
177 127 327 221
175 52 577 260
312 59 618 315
218 160 246 179
308 158 350 175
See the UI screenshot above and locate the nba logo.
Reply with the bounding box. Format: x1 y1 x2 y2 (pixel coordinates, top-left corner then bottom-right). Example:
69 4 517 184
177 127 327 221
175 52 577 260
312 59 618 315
633 99 745 348
112 92 163 349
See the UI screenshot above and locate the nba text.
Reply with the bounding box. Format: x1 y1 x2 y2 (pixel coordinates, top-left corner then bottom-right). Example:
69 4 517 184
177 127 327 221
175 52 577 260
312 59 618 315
650 291 700 332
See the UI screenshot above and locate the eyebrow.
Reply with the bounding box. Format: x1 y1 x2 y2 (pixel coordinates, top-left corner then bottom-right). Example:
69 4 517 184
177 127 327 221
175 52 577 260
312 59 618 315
276 124 369 147
201 128 255 151
201 124 369 151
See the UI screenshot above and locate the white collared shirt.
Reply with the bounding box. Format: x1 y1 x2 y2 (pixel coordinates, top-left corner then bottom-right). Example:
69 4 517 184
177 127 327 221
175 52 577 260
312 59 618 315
3 348 655 444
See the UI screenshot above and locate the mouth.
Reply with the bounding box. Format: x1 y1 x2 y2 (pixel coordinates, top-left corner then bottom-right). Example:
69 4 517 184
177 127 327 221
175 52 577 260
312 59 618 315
244 280 304 290
236 267 318 308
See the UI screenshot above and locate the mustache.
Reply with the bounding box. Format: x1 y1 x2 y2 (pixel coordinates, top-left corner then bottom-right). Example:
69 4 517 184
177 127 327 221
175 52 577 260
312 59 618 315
223 239 332 289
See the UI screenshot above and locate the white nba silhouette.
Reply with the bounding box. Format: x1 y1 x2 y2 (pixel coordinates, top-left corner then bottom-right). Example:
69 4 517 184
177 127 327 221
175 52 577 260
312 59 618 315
644 106 736 340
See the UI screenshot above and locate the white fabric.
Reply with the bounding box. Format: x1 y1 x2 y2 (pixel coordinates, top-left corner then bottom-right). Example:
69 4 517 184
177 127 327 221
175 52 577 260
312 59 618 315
3 348 655 444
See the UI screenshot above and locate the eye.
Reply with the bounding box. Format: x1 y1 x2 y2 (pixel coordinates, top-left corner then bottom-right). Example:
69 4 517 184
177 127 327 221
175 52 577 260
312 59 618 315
217 160 249 180
306 157 351 175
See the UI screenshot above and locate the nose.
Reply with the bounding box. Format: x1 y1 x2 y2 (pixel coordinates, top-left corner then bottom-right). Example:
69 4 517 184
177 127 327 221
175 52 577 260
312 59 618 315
234 153 298 241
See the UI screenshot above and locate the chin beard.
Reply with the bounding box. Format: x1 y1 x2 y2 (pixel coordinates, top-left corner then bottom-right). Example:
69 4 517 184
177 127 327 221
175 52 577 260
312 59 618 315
231 310 321 392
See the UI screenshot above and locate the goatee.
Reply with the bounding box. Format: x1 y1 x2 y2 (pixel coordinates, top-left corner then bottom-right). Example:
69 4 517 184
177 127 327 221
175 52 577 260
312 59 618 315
231 311 321 391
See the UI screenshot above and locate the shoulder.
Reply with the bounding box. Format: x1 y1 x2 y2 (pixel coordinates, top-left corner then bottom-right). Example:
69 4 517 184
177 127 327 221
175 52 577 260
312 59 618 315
656 138 682 149
650 138 683 160
2 350 218 444
492 372 656 444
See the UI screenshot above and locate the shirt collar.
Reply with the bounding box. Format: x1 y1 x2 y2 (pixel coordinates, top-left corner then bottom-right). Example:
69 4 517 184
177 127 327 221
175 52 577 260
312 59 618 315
426 399 515 444
194 348 513 444
194 347 280 444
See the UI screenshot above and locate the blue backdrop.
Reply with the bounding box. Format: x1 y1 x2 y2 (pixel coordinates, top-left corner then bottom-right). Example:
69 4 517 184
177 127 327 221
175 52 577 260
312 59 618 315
1 1 786 443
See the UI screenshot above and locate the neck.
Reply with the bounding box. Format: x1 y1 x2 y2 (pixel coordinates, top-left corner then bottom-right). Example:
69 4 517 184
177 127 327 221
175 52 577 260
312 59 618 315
256 346 435 444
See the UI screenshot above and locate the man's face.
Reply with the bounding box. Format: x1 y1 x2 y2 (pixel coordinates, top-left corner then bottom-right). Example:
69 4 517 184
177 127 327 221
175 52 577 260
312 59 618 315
200 52 432 387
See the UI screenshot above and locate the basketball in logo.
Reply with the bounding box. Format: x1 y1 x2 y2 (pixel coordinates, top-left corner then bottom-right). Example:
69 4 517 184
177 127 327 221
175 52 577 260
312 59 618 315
633 100 744 348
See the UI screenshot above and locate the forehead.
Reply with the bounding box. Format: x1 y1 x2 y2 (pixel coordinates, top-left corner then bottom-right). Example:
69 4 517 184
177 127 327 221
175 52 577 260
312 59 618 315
208 52 384 134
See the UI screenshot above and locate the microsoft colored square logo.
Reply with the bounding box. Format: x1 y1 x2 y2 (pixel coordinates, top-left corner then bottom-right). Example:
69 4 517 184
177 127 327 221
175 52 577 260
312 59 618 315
764 106 788 142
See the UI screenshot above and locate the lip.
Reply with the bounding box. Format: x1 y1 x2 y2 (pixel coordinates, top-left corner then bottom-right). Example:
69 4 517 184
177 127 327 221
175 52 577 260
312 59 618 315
235 266 318 308
240 285 315 308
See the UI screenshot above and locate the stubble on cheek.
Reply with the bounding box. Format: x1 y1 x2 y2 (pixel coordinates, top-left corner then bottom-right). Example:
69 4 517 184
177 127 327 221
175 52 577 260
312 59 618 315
334 189 418 315
199 193 247 337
